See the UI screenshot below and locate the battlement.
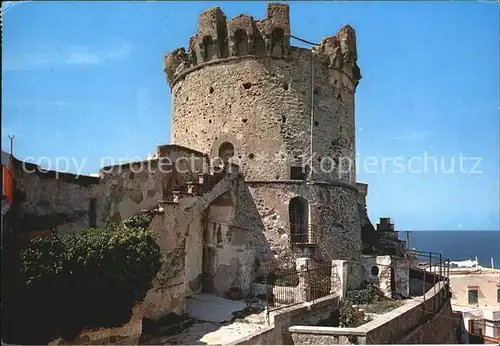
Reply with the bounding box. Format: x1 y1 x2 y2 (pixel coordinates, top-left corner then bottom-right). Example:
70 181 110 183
163 3 360 87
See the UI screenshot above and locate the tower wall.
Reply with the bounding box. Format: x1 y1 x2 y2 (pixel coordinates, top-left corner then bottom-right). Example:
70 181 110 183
165 3 361 184
164 3 363 263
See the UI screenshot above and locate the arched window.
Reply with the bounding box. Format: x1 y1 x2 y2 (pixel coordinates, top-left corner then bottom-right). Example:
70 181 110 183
218 142 235 163
234 29 248 56
270 28 285 56
202 35 214 61
289 196 309 244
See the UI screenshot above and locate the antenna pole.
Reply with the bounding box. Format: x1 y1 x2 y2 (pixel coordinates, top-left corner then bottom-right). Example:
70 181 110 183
8 135 15 170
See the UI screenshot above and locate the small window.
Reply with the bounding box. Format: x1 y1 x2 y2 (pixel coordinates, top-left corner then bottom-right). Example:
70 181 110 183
468 289 479 305
290 166 307 180
497 288 500 303
370 266 379 276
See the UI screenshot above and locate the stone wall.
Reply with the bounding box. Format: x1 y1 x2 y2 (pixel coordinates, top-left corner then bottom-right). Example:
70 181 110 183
96 145 208 226
233 293 341 345
142 167 251 319
288 281 459 344
10 157 100 237
167 3 360 184
242 182 361 266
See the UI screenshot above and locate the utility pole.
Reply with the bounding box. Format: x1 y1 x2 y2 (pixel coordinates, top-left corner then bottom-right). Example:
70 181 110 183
8 135 15 169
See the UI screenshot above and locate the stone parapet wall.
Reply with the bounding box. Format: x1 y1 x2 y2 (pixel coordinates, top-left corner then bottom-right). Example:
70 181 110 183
10 156 99 237
244 182 361 266
288 281 458 344
233 293 340 345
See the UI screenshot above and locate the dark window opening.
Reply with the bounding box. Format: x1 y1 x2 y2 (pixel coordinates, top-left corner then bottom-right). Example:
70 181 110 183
202 35 214 61
497 288 500 303
248 153 255 159
282 116 286 124
242 118 248 123
290 166 307 180
271 28 285 56
209 87 214 94
370 266 379 276
289 196 309 244
468 289 479 305
283 82 289 91
218 142 235 162
89 198 97 228
243 82 252 89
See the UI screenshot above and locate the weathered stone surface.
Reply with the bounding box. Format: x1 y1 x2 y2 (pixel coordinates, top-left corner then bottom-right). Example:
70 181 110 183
241 183 362 266
170 49 357 183
11 158 99 236
97 145 208 225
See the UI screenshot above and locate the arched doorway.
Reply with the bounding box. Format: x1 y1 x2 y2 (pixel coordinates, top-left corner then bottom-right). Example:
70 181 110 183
289 196 309 244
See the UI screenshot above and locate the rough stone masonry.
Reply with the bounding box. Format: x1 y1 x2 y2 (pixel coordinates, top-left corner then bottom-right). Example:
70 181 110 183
164 2 364 266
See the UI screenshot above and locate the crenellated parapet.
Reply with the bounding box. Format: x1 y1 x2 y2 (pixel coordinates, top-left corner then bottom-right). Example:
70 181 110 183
163 3 361 88
318 25 361 87
163 3 291 86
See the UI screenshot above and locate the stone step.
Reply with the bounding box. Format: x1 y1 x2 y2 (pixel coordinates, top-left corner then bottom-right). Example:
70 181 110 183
186 181 203 194
172 190 195 203
158 200 178 212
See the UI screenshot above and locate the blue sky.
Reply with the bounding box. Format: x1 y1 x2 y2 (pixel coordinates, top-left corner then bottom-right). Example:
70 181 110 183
2 1 499 231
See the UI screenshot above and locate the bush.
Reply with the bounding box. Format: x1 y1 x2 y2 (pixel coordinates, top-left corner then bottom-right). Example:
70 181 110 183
4 222 161 344
361 300 403 314
339 301 371 328
346 281 386 305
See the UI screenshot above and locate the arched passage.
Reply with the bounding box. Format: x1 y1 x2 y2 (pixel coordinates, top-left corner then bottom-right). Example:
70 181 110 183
289 196 309 244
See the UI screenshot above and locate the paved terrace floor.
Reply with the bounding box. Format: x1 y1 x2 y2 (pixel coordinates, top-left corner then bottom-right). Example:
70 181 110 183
142 293 268 345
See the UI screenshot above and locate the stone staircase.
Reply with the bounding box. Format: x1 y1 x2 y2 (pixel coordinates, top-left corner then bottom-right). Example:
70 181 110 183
158 163 241 217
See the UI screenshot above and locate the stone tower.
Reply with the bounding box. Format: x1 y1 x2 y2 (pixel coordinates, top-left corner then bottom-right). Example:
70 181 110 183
164 3 363 264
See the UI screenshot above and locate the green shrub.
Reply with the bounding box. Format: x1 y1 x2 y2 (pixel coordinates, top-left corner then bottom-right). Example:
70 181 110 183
5 222 161 343
360 300 404 314
339 301 371 327
346 281 386 305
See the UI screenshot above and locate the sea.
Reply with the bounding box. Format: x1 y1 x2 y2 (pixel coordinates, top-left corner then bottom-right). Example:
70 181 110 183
398 230 500 269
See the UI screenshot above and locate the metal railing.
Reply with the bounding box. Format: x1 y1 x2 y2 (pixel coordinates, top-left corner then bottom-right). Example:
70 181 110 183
290 224 318 245
260 263 337 312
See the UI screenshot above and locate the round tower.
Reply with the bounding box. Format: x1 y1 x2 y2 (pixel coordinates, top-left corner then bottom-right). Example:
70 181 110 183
164 3 363 263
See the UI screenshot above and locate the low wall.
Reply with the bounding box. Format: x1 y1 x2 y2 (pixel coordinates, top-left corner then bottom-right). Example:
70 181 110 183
11 157 99 237
48 304 142 345
233 294 340 345
289 282 458 344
